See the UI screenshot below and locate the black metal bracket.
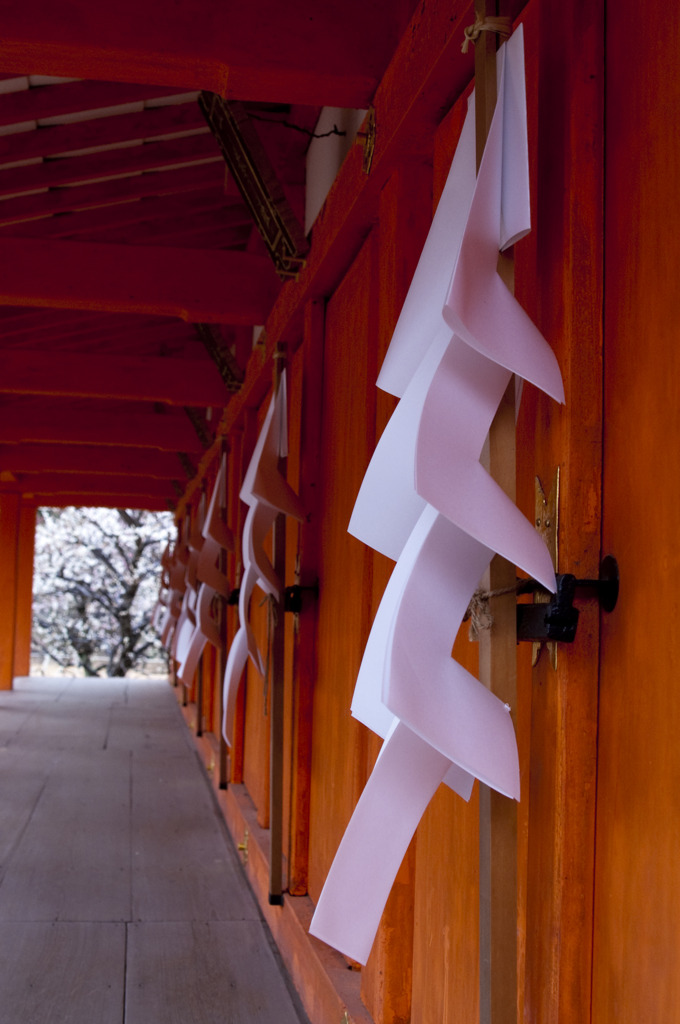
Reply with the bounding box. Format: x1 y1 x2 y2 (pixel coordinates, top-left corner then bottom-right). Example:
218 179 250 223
516 555 619 644
283 582 319 614
198 93 309 279
226 583 317 612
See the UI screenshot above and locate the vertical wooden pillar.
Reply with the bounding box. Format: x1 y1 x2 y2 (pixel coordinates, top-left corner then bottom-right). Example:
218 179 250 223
0 493 22 689
13 502 36 679
218 440 230 789
523 0 604 1020
195 659 204 736
269 343 287 904
287 301 324 896
474 4 518 1023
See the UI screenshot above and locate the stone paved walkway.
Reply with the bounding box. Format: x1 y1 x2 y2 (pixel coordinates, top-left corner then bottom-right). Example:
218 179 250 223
0 676 308 1024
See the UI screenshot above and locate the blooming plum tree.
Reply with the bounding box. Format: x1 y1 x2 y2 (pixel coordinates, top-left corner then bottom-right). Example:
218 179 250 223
32 506 173 677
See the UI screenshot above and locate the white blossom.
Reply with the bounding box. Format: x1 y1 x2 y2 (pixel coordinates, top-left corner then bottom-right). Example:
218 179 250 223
32 506 173 677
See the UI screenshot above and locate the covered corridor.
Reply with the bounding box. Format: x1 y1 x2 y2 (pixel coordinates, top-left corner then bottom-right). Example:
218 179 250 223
2 2 680 1022
0 675 308 1024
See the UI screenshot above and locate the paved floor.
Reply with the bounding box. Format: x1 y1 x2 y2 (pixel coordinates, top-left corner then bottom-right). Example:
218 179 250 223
0 676 308 1024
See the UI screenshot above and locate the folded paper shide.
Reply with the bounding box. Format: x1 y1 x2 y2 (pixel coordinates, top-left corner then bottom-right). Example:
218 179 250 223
221 371 304 749
310 26 564 966
155 453 232 685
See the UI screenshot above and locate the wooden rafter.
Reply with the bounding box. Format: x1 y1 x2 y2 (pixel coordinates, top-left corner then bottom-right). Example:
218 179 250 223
0 407 206 452
0 350 228 406
0 97 206 164
0 7 392 511
29 494 173 511
0 444 186 479
62 217 251 252
0 314 195 350
0 0 404 107
0 472 175 500
0 162 225 229
0 80 185 127
0 191 248 243
0 133 218 200
0 238 280 322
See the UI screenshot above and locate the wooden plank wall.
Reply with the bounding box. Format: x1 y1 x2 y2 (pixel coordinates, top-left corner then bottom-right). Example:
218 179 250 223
308 234 378 902
593 1 680 1021
520 3 605 1022
7 0 675 1018
176 2 613 1022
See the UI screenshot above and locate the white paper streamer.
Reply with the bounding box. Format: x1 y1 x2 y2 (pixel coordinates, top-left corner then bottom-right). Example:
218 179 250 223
198 452 234 597
221 371 304 747
158 457 233 687
415 336 556 588
311 26 564 964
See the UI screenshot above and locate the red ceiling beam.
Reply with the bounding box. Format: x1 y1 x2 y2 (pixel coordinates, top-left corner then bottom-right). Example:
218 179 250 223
0 237 280 322
0 98 206 164
176 0 529 519
80 219 252 251
0 349 228 406
117 222 252 251
0 472 173 496
0 308 105 340
0 1 403 107
0 134 218 199
0 162 226 229
0 475 176 507
0 444 187 479
0 312 193 348
0 408 206 452
26 210 253 251
31 493 172 511
0 80 186 128
0 192 246 242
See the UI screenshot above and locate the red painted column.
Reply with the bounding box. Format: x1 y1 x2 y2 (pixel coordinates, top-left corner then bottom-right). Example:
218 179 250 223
0 493 21 689
13 503 36 679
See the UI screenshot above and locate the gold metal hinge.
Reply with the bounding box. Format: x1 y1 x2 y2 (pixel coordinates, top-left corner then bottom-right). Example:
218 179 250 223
356 107 376 174
533 468 560 668
237 828 249 865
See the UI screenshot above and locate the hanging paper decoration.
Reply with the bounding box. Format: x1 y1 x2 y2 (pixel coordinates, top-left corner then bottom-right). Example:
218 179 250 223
153 520 189 652
221 370 304 746
173 494 207 684
175 453 233 687
198 454 234 597
152 542 173 634
154 453 233 691
310 26 564 965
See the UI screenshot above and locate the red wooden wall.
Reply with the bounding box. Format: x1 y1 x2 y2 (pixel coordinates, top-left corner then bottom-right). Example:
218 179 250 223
5 0 680 1020
177 1 609 1021
593 2 680 1021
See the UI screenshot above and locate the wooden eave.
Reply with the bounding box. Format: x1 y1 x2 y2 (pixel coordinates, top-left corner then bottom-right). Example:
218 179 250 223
175 0 524 517
0 1 408 107
0 0 470 512
0 67 323 508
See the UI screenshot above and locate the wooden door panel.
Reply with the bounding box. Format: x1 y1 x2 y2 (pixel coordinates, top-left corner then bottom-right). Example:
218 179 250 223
594 3 680 1020
307 235 379 903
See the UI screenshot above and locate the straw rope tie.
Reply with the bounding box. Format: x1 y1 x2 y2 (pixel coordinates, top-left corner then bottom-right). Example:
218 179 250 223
465 582 520 641
461 15 513 53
